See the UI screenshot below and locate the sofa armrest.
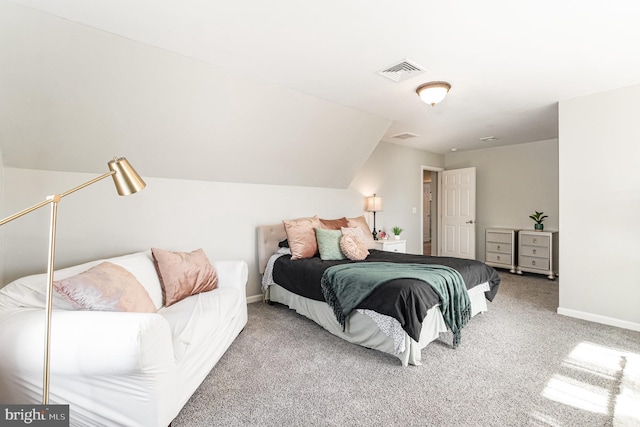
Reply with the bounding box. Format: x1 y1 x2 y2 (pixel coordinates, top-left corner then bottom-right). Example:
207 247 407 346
0 309 175 376
212 261 248 296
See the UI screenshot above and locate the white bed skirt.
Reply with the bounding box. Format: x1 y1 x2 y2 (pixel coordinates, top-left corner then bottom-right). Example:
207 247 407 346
267 283 489 366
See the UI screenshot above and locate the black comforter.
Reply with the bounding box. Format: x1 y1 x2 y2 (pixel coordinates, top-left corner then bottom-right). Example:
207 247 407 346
272 250 501 342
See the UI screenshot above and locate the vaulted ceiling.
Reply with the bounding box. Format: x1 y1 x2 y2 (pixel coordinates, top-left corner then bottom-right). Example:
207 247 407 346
2 1 640 187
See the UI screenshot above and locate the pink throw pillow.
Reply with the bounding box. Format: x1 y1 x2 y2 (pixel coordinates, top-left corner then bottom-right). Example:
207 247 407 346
340 234 370 261
53 262 156 312
346 216 376 249
283 215 321 260
319 217 349 230
151 248 218 307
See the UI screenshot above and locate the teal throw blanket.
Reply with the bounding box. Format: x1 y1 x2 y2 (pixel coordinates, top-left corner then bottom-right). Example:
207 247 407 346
321 262 471 347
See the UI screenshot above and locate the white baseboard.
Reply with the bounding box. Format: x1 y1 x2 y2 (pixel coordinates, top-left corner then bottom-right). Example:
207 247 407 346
246 294 263 304
557 307 640 332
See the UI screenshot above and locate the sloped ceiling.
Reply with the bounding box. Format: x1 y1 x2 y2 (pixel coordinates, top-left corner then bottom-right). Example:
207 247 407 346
2 0 640 186
0 1 390 188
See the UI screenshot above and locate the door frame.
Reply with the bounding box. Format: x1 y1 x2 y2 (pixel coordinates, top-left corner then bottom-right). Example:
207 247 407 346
420 165 444 255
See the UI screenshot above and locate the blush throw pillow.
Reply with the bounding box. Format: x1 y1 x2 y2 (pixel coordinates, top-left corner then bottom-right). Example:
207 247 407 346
53 262 156 312
283 215 321 260
151 248 218 307
319 217 349 230
315 228 347 261
347 216 376 249
341 226 367 241
340 234 370 261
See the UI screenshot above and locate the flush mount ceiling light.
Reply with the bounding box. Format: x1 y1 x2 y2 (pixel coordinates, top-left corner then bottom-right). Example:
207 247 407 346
416 81 451 106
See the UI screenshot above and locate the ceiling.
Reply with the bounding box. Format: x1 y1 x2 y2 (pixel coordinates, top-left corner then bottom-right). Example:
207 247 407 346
9 0 640 153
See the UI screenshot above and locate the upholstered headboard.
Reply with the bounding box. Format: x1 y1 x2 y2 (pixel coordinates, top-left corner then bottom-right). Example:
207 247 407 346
257 223 287 274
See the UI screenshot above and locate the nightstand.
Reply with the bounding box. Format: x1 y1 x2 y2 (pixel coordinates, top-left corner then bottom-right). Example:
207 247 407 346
485 228 518 273
516 230 559 280
374 239 406 253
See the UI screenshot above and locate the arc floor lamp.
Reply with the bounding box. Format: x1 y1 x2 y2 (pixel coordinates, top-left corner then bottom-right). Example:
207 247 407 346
0 157 146 404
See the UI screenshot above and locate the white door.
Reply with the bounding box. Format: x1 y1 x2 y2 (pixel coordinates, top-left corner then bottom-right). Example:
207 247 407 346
440 167 476 259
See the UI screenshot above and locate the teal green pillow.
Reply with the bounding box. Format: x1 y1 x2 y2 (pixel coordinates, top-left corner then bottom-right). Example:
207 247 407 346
315 228 346 260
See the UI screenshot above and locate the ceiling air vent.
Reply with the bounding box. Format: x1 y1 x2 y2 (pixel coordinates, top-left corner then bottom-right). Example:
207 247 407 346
391 132 420 140
378 59 425 82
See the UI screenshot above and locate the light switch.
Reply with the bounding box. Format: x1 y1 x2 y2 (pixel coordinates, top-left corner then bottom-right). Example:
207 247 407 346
412 207 417 214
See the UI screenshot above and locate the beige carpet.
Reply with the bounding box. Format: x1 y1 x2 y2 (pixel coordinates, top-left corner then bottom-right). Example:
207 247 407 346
172 271 640 426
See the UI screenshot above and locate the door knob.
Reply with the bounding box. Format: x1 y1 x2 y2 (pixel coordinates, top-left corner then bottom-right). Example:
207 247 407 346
465 220 475 224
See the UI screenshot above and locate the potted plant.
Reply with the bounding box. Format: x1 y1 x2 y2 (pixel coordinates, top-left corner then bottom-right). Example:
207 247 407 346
392 226 403 240
529 211 548 231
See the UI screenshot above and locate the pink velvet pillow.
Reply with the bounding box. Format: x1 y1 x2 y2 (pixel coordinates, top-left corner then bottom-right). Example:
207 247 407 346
151 248 218 307
319 217 349 230
53 262 156 312
347 216 376 249
341 226 367 240
340 234 370 261
283 215 321 260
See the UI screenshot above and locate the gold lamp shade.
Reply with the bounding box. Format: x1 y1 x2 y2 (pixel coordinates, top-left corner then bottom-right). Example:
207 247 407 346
108 157 146 196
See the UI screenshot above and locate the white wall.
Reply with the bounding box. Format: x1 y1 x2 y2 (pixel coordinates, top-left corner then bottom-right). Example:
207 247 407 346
350 142 445 254
0 142 444 300
444 139 559 262
0 168 359 299
558 84 640 330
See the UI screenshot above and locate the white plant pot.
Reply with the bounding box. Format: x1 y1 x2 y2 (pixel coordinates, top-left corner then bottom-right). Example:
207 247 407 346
394 235 400 240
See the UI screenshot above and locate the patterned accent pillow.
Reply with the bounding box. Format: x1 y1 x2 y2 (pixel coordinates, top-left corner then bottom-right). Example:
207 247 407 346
283 215 321 260
151 248 218 307
53 262 156 312
346 216 376 249
315 228 347 260
339 233 369 261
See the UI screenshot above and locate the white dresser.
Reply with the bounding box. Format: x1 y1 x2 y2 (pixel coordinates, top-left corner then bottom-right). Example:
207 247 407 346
485 228 518 273
374 239 406 253
516 230 558 280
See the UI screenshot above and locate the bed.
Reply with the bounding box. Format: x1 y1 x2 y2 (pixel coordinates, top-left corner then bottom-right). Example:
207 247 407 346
258 222 500 366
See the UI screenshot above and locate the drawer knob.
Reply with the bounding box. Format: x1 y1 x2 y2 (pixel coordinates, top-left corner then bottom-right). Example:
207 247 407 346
533 239 537 243
533 249 537 255
532 260 536 266
497 255 501 260
497 245 501 250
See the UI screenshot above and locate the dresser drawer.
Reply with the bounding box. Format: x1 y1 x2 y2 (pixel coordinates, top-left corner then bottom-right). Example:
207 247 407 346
385 242 405 253
520 234 549 248
519 255 549 270
486 232 512 244
519 245 548 257
374 240 406 253
486 242 511 254
486 252 511 264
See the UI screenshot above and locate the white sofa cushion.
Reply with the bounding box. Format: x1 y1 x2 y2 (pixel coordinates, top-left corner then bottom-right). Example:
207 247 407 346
159 287 242 363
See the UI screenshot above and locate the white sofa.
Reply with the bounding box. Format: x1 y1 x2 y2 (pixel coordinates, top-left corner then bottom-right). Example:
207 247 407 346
0 250 248 427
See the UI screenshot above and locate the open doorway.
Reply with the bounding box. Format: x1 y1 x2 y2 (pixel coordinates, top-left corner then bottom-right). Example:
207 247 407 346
421 166 442 255
423 172 433 255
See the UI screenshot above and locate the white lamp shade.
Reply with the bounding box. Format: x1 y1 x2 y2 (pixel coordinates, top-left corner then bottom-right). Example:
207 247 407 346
366 195 383 212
